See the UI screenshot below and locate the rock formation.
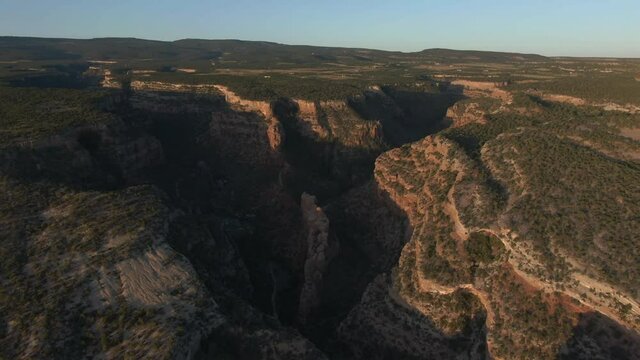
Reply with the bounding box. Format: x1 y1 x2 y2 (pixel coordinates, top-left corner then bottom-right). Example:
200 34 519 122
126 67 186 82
445 101 488 127
214 85 283 152
298 193 337 324
209 86 284 169
338 132 640 359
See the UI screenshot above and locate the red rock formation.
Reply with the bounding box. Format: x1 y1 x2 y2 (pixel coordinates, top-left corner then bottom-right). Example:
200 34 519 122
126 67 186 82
445 101 488 127
209 109 283 168
209 87 284 170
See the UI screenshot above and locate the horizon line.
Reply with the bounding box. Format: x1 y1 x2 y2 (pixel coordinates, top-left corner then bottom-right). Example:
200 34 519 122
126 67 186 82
2 34 639 60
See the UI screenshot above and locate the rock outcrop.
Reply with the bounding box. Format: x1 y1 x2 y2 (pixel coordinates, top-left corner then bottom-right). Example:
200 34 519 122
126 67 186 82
209 86 284 170
445 101 488 127
209 110 283 168
338 274 487 360
214 85 283 152
272 97 385 189
338 133 640 359
338 136 494 358
298 193 337 324
449 80 513 104
291 100 330 139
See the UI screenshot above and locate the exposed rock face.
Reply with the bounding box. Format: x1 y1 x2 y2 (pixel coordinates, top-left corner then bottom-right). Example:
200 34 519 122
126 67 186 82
338 136 493 358
209 110 283 168
481 130 640 324
75 124 165 183
209 87 284 170
298 193 337 324
446 101 488 127
272 97 385 189
350 85 462 146
315 101 384 183
327 182 407 271
292 100 329 139
320 100 383 147
367 136 563 358
214 85 283 152
280 98 384 151
0 84 336 359
338 133 640 359
449 80 513 104
338 275 487 360
214 85 273 118
100 69 118 88
167 214 254 300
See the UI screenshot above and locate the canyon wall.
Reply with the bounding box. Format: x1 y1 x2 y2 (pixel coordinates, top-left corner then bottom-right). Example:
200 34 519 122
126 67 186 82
298 193 338 324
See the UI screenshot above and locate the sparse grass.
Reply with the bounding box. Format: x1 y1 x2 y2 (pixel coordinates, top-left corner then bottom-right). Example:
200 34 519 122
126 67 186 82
466 232 504 264
510 74 640 105
485 129 640 292
0 177 169 358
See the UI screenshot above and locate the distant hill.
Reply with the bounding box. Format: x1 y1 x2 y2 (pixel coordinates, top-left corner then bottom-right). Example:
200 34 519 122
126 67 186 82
419 48 548 62
0 36 548 65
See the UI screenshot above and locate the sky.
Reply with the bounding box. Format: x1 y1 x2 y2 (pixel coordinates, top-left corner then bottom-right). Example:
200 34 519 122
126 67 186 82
0 0 639 57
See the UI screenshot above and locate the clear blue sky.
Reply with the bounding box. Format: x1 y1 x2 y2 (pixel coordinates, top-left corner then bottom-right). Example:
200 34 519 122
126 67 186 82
1 0 638 57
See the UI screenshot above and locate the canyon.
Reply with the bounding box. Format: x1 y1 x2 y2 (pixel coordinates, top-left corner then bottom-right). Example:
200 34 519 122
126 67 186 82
1 38 640 359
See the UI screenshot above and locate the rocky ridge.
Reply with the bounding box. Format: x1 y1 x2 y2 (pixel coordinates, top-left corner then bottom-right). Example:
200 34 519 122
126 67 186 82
338 129 640 358
298 193 337 324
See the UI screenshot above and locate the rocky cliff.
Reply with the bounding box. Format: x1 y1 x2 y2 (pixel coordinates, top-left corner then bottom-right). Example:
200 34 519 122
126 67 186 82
338 132 640 359
0 87 327 359
298 193 337 324
445 101 489 127
214 85 284 152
